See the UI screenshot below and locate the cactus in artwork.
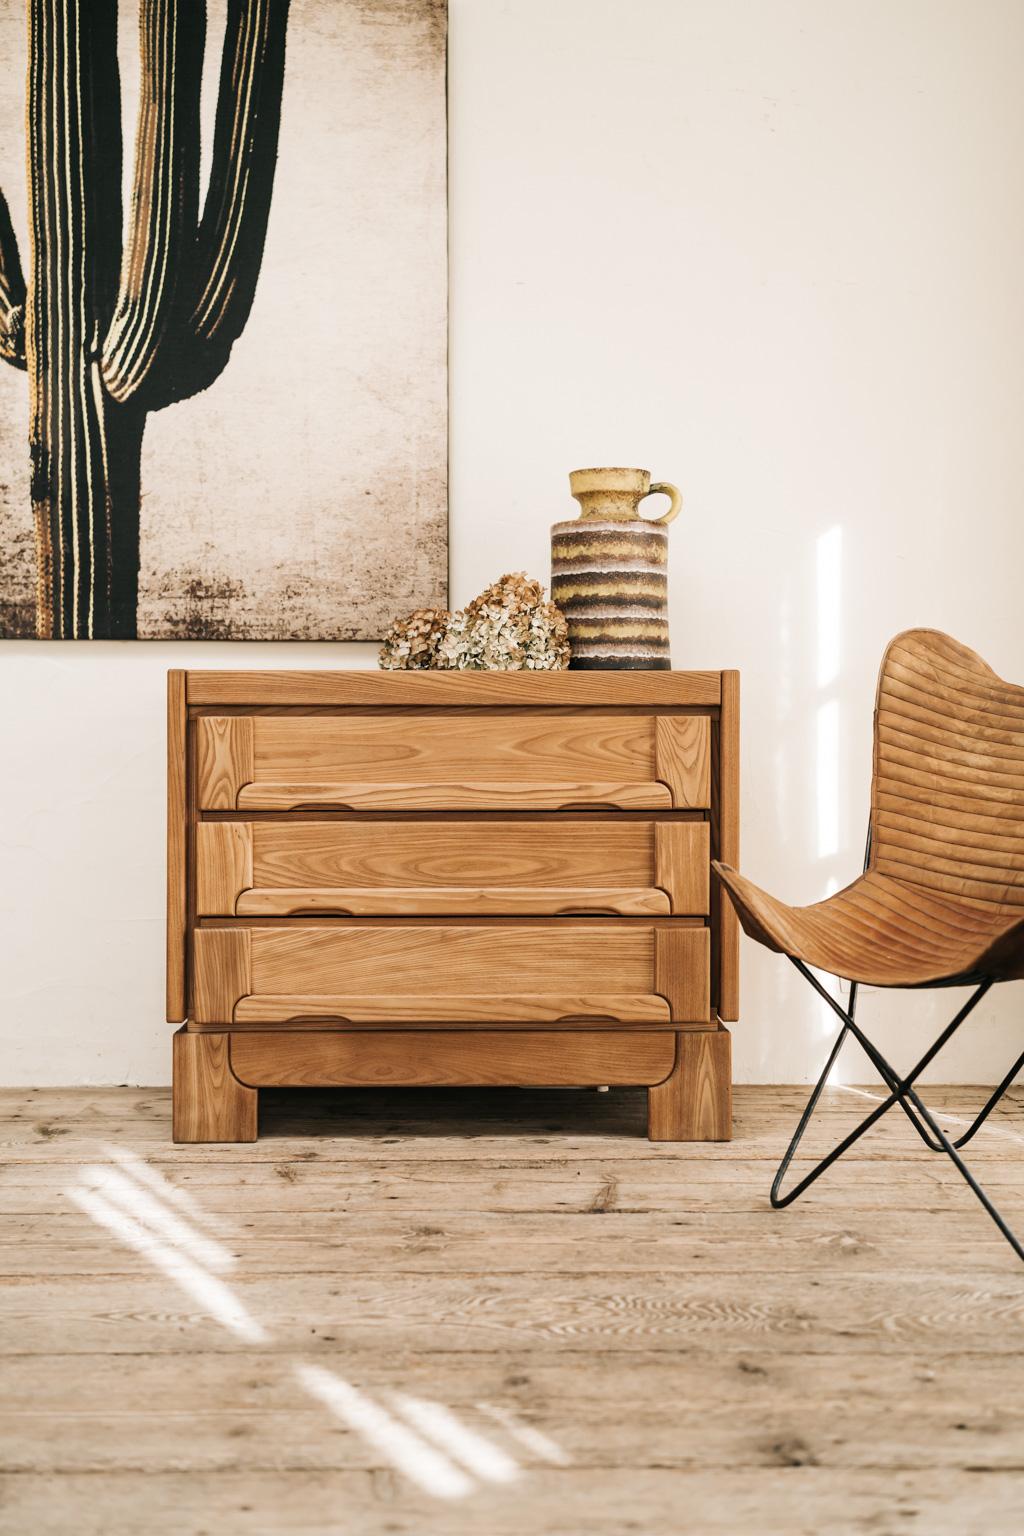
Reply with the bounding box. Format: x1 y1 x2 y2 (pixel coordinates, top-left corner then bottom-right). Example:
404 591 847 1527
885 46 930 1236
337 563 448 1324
0 0 289 638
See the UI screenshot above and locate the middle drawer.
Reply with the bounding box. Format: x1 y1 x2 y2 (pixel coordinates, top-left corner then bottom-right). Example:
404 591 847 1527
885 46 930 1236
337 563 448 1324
196 818 710 918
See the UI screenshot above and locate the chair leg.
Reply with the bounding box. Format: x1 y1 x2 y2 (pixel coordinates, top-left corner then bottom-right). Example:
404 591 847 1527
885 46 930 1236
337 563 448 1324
791 961 1002 1154
773 967 1024 1261
777 963 951 1178
946 1045 1024 1150
902 1085 1024 1261
770 1017 852 1206
902 1044 1024 1154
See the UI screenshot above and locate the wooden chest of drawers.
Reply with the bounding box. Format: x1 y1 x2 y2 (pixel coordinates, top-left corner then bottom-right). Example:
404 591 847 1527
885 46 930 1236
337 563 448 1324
168 669 739 1142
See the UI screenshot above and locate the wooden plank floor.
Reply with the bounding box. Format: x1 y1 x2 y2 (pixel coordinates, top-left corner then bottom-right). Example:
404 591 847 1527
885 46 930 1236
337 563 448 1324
1 1084 1023 1535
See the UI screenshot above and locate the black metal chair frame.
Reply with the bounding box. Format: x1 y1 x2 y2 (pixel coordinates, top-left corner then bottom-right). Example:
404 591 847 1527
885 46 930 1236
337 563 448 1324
771 829 1024 1262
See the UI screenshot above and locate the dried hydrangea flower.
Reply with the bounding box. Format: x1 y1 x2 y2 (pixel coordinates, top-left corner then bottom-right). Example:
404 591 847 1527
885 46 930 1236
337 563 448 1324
378 606 450 670
445 572 569 671
379 574 569 672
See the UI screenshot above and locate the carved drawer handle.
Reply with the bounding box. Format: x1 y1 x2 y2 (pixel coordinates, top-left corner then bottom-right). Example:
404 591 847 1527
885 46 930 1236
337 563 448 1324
291 802 355 812
283 1014 354 1026
556 1013 621 1024
554 906 621 916
287 908 354 918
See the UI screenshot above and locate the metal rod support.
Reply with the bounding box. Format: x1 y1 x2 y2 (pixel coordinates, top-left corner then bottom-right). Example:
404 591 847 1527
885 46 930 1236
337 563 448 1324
772 964 1023 1262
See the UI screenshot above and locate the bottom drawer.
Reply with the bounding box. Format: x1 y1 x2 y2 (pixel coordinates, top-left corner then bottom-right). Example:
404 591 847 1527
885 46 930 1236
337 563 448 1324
193 922 710 1026
229 1029 677 1087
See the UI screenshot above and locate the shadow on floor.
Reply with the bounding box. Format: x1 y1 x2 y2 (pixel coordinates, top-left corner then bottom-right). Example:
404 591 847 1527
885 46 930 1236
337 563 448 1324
256 1086 651 1141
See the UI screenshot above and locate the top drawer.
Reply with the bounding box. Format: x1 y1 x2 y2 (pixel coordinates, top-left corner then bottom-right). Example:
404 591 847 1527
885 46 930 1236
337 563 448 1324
196 712 711 812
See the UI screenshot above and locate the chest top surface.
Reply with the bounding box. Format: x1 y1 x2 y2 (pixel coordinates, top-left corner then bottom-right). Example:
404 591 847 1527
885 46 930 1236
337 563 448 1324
182 669 725 707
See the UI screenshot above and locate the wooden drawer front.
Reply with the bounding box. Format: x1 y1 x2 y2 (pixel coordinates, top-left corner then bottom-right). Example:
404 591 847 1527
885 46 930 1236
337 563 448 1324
229 1030 676 1087
196 712 710 811
196 819 710 917
193 923 710 1027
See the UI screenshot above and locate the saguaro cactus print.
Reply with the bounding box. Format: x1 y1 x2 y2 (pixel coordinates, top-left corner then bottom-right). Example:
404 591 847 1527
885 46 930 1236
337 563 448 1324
0 0 289 638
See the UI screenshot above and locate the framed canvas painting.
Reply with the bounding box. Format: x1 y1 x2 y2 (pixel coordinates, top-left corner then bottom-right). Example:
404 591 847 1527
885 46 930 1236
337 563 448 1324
0 0 448 639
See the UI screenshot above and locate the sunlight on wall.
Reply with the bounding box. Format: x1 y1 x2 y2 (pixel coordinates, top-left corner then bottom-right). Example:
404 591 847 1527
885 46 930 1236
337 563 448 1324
815 700 840 861
815 525 842 862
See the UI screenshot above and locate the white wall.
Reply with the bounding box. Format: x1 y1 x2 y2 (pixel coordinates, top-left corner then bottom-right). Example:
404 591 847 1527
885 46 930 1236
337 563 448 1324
2 0 1023 1086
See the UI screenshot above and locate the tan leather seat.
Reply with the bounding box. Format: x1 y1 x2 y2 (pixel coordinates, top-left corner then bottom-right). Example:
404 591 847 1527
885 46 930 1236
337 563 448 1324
714 629 1024 988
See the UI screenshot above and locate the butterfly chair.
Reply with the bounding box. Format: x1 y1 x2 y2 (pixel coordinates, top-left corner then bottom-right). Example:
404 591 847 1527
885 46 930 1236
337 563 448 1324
713 629 1024 1261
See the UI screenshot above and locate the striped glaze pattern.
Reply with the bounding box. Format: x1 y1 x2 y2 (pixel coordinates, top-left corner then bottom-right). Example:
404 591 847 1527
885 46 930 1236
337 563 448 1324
551 518 671 670
714 629 1024 986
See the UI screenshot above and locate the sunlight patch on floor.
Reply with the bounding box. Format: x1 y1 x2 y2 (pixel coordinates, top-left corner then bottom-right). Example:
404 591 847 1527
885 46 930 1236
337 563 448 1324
392 1393 520 1484
476 1401 573 1466
65 1147 570 1505
297 1366 477 1499
67 1182 267 1344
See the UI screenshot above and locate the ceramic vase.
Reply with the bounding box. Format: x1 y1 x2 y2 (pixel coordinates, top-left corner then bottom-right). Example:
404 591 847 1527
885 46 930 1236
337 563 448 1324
550 467 681 670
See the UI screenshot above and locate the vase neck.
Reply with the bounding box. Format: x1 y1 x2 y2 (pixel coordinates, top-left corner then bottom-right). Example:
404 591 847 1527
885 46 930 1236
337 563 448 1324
571 490 644 520
568 467 651 521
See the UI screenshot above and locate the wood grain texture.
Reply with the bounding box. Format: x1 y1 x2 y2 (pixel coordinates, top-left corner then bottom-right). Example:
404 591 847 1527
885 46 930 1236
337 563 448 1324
250 819 657 892
175 669 737 1140
247 921 650 992
655 927 711 1023
230 993 672 1025
250 714 659 783
716 668 740 1019
647 1027 732 1140
196 822 253 914
226 713 683 811
198 818 686 916
229 1030 676 1087
716 633 1024 986
4 1086 1024 1536
165 671 187 1022
8 1470 1020 1536
196 716 254 809
185 670 723 706
2 1082 1015 1164
237 780 673 811
654 714 711 806
171 1029 256 1142
235 923 661 1020
192 929 252 1025
655 821 710 914
236 887 671 916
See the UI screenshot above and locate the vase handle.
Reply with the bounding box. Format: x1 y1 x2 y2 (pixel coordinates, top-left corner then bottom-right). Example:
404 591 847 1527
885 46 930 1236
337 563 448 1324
641 481 682 525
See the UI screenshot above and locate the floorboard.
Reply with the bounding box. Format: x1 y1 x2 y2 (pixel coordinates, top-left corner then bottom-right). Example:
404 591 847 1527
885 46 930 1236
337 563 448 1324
1 1085 1022 1534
